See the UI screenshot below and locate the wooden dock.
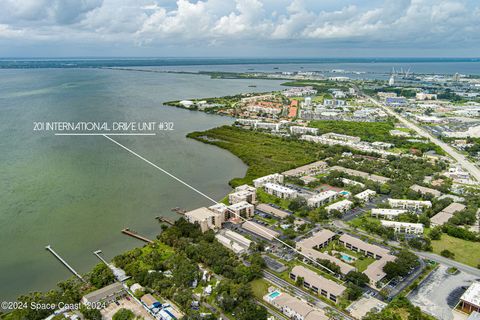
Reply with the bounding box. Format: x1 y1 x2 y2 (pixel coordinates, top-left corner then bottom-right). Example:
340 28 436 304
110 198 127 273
156 216 176 226
45 245 86 282
121 228 154 244
171 207 186 214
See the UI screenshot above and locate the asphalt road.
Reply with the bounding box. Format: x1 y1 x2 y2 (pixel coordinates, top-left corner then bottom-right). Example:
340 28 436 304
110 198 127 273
414 250 480 277
365 94 480 182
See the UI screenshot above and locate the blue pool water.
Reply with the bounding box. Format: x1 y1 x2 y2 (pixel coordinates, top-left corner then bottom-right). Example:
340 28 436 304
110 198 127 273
269 291 281 299
342 254 354 262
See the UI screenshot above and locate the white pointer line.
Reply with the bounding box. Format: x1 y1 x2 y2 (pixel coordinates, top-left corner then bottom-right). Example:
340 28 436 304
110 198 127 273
102 134 336 275
55 133 156 136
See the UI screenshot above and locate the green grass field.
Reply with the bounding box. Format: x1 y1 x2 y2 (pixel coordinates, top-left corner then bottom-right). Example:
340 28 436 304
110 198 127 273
188 126 325 186
431 234 480 267
250 278 271 300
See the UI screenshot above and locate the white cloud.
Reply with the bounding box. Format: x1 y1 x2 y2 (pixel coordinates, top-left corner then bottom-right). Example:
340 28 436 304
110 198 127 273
0 0 479 53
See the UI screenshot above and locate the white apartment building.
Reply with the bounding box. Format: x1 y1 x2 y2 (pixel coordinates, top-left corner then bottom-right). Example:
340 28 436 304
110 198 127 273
341 178 365 188
371 208 407 220
253 173 284 188
254 122 282 131
215 234 248 254
307 190 338 208
289 126 319 135
246 105 282 115
228 184 256 204
263 291 328 320
323 99 346 106
283 86 317 97
381 220 424 234
263 182 298 199
227 201 254 219
322 132 361 143
241 94 275 103
388 199 432 211
184 207 223 232
208 203 229 221
354 189 376 202
325 200 353 213
236 119 259 126
215 230 252 255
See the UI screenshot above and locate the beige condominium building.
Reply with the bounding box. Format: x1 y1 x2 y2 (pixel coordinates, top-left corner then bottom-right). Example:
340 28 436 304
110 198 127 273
339 234 396 285
290 265 346 303
430 202 466 227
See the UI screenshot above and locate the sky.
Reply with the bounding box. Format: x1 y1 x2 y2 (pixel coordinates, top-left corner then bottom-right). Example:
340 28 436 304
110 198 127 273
0 0 479 58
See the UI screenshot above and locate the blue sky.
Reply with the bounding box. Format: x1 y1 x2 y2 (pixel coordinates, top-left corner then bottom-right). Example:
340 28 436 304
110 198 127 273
0 0 479 57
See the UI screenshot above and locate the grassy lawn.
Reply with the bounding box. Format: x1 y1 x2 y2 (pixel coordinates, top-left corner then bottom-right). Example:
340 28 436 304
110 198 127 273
355 257 376 272
114 241 175 272
256 189 292 210
431 234 480 267
319 240 375 272
250 278 271 300
187 126 325 186
309 120 394 142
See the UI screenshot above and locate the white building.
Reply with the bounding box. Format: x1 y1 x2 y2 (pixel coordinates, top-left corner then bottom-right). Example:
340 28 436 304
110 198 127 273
341 178 365 188
290 266 346 303
263 183 298 199
322 132 361 143
459 282 480 314
236 118 259 126
227 201 254 219
381 220 424 234
246 105 282 115
388 199 432 212
242 221 280 240
283 86 317 97
254 122 282 131
325 200 353 213
354 189 376 202
253 173 284 188
184 207 223 232
215 234 248 254
264 291 328 320
282 161 327 177
371 208 407 220
229 185 256 204
410 184 442 198
307 190 338 208
430 203 466 227
304 96 312 106
290 126 319 135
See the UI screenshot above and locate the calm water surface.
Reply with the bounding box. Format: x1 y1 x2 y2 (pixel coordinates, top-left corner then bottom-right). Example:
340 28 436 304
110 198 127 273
0 68 283 300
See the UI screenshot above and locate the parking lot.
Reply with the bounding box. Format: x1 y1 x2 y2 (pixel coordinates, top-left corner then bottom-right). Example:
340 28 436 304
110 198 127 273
101 297 154 320
408 265 479 320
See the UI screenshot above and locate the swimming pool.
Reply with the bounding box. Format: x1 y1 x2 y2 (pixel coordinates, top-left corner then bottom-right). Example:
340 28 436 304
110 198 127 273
268 291 281 299
341 254 354 262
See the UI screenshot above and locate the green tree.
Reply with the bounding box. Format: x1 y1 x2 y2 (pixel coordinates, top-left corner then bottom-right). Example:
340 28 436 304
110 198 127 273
80 305 102 320
346 270 370 287
429 227 442 240
289 197 308 211
440 249 455 259
89 263 115 289
112 308 134 320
